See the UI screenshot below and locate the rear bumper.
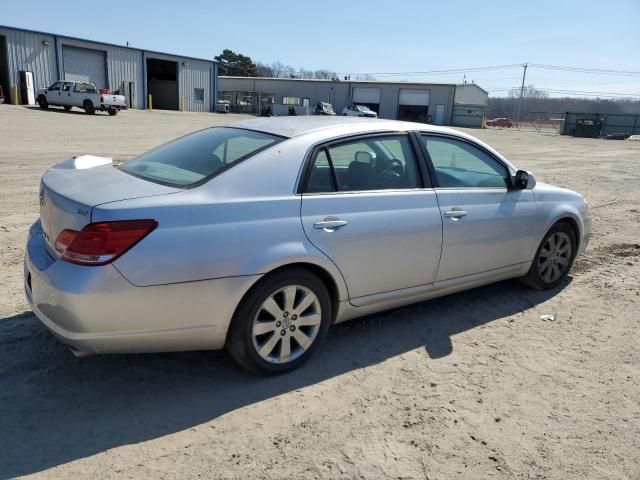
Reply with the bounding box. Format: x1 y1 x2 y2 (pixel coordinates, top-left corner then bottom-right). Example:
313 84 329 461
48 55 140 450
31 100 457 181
24 220 260 354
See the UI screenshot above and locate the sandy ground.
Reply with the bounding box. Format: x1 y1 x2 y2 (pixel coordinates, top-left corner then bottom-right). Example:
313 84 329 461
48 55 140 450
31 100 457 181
0 104 638 480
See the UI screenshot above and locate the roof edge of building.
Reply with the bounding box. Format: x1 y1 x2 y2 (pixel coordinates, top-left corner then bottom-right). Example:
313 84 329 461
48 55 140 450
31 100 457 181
0 24 217 64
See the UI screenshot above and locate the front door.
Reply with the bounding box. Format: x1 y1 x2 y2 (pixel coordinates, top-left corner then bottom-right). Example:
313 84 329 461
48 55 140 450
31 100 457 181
420 134 538 281
59 81 75 106
300 134 443 300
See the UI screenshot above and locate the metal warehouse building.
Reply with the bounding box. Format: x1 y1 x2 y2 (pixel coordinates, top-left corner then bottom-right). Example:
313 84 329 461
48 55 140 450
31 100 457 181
219 76 487 126
0 25 218 111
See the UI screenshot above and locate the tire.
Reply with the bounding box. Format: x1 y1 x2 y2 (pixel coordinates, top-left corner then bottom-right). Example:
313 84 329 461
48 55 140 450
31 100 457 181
108 108 118 116
83 100 96 115
226 268 332 375
521 222 577 290
37 95 48 109
63 105 72 111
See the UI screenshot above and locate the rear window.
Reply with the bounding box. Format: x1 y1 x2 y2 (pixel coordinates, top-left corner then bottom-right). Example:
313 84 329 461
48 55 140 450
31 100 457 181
119 127 282 187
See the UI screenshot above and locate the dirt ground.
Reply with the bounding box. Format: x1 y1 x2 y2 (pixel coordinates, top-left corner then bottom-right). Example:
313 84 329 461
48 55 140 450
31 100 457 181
0 105 638 480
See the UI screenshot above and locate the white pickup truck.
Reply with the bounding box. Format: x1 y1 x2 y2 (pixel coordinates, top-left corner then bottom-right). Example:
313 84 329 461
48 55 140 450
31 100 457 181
36 81 126 116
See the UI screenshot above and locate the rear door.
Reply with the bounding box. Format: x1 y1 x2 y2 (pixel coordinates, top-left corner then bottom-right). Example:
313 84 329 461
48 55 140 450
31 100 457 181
300 133 442 301
419 134 538 281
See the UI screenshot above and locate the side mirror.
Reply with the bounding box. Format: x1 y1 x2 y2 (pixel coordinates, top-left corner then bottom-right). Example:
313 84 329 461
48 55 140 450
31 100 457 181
513 170 536 190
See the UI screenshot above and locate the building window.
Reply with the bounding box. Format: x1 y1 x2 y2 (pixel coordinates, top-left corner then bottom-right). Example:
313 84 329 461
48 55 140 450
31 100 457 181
194 88 205 103
282 96 301 105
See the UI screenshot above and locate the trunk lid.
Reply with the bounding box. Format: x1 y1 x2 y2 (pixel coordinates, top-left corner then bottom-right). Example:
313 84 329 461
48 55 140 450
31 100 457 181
39 156 180 257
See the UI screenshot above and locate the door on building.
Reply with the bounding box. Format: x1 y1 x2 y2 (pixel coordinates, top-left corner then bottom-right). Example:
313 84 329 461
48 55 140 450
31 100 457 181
352 87 380 114
397 89 430 122
146 58 178 110
434 104 445 125
0 36 10 103
63 46 107 89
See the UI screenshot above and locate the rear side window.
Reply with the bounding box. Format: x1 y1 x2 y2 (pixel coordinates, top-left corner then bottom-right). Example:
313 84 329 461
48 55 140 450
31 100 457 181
119 127 282 187
305 135 422 193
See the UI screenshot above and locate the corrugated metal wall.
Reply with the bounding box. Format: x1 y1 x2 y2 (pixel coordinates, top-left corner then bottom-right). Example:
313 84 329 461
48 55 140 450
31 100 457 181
0 26 57 101
0 26 217 111
143 51 212 112
453 84 488 106
58 37 144 108
219 77 457 123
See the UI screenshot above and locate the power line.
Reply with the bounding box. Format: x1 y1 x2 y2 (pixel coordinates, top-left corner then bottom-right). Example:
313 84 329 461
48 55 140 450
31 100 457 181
486 86 640 98
339 63 640 78
530 64 640 77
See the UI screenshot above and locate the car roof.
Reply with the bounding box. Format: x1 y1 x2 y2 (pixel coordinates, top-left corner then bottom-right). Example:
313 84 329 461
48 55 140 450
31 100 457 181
227 116 459 139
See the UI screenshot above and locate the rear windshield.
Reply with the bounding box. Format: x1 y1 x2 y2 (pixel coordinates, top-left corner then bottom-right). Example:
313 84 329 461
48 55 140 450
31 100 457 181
119 127 283 187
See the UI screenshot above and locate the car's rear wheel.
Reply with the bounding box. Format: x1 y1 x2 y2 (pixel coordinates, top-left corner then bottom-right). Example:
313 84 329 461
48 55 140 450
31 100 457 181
108 108 118 116
226 268 331 375
63 105 72 111
37 95 48 109
83 100 95 115
521 222 576 290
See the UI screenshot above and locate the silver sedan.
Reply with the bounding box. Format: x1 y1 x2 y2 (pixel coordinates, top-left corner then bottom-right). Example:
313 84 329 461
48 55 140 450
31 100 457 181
24 117 591 374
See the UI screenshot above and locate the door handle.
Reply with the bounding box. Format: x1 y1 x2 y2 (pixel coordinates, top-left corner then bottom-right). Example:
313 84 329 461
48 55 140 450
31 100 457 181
444 208 468 219
313 218 348 231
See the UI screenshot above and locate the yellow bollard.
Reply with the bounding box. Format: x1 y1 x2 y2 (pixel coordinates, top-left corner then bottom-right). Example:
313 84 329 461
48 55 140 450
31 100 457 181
11 84 19 105
180 96 185 112
148 94 153 111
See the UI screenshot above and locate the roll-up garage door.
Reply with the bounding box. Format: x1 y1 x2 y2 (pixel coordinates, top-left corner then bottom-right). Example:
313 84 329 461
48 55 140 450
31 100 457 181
63 46 107 88
397 89 430 122
398 89 429 106
352 87 380 104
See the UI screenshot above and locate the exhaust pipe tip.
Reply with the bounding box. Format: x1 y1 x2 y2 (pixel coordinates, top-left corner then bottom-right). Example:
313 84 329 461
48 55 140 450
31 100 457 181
70 347 94 358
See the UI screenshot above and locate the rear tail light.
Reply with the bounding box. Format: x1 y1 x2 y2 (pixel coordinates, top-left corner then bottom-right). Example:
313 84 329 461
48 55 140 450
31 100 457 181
55 220 157 266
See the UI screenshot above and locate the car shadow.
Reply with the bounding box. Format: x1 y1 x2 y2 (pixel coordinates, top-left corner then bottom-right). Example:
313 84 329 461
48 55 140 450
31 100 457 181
0 278 570 478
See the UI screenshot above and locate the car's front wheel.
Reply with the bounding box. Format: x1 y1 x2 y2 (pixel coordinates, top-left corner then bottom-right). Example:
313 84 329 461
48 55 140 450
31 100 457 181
521 222 576 289
37 95 48 109
226 268 332 375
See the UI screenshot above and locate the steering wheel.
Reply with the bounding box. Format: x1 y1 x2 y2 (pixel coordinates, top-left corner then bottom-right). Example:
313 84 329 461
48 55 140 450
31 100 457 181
385 158 404 176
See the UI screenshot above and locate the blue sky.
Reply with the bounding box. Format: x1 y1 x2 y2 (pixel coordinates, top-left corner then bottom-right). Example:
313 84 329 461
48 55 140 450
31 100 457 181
3 0 639 97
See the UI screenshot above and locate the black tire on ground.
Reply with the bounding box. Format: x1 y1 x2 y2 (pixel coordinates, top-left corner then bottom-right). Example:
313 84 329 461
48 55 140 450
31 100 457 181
63 105 72 111
83 100 96 115
520 222 577 290
226 268 332 375
37 95 48 109
108 108 118 116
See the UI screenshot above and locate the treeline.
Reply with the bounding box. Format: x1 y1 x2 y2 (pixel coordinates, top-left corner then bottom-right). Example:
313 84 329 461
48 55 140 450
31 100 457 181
487 85 640 120
214 49 374 80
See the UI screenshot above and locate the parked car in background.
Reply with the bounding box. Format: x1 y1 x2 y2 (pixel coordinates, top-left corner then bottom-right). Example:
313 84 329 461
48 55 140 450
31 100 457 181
342 105 377 118
216 100 230 113
36 81 126 115
486 117 513 127
25 117 590 374
315 102 336 115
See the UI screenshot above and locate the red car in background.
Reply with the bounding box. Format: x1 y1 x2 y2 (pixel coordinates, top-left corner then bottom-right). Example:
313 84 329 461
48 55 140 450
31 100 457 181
486 117 513 127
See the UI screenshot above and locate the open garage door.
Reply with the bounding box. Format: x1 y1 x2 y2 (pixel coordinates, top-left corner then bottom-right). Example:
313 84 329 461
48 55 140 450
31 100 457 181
63 46 107 89
397 89 430 123
146 58 178 111
352 87 380 113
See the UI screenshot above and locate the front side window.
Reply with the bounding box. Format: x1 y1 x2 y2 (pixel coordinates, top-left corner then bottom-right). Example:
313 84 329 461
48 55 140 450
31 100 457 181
119 127 282 187
49 82 62 91
305 135 422 193
421 135 510 188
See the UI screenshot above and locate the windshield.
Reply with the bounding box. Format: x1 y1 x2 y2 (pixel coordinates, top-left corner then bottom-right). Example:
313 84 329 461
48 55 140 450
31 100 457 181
355 105 371 112
119 127 283 187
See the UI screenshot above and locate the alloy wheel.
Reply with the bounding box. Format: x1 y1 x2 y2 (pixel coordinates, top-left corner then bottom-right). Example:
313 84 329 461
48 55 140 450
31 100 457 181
251 285 322 364
538 231 572 283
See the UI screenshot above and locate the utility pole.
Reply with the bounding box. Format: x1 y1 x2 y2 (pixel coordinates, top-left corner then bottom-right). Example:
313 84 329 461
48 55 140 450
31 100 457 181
515 63 528 128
